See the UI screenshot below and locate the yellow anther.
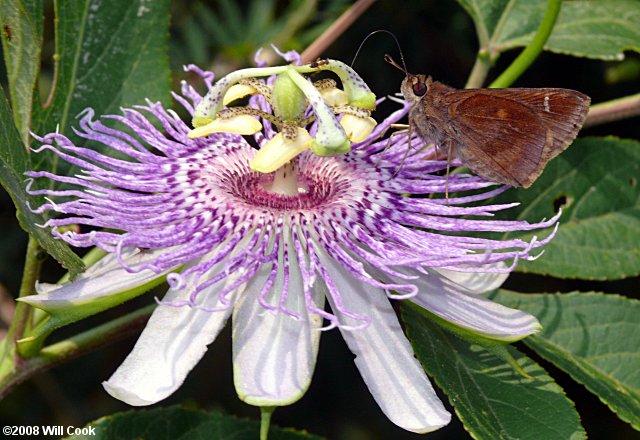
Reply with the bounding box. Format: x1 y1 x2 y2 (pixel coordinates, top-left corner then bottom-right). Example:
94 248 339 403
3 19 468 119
340 114 377 143
250 128 313 173
320 88 349 106
223 83 259 105
188 115 262 138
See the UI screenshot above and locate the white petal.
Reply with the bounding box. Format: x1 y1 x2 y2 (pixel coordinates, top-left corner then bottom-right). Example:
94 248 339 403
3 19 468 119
21 248 174 310
315 246 451 433
103 260 243 406
233 232 324 406
410 269 540 341
433 263 509 294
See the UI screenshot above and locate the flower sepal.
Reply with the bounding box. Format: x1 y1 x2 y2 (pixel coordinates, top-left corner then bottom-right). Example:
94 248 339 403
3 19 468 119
405 303 533 379
405 266 542 344
16 250 178 357
406 299 541 345
431 301 534 379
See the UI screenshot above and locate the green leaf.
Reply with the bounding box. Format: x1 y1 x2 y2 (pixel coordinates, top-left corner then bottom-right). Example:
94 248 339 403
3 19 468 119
65 406 322 440
456 0 511 49
194 2 233 47
0 86 85 277
218 0 244 41
490 290 640 430
35 0 171 146
0 0 43 146
457 0 640 61
402 303 586 440
498 137 640 280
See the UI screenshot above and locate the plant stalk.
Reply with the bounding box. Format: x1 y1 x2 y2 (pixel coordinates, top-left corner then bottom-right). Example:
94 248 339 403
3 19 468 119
0 304 153 400
584 93 640 128
6 237 44 348
465 50 492 89
490 0 562 88
300 0 375 64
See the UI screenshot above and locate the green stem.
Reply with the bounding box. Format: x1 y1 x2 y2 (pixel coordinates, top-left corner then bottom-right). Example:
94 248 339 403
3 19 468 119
489 0 562 88
584 93 640 128
260 406 275 440
6 237 44 346
465 0 516 88
465 50 492 89
0 304 153 400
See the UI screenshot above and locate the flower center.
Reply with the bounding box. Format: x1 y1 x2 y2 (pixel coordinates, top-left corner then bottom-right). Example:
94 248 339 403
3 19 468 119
208 150 357 212
233 171 331 212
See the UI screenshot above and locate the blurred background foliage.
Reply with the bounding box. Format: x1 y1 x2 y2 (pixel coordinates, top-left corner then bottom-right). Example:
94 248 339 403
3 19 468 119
0 1 638 439
169 0 350 74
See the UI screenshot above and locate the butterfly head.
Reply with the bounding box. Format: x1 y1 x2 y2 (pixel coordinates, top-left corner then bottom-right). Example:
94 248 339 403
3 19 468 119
383 54 433 103
401 74 432 103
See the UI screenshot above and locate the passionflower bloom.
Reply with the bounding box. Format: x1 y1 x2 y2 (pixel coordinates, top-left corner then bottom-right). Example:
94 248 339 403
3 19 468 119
20 50 559 434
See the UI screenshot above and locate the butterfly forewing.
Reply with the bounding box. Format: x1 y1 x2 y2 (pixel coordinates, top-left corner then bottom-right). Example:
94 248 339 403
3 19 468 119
441 88 590 187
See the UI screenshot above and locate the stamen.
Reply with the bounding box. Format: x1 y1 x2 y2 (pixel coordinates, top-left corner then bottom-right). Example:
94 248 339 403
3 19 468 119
262 162 300 196
313 79 337 90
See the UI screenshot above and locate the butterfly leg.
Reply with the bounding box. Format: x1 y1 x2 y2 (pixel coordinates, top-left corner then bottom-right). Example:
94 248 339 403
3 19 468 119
375 125 409 167
388 123 415 178
444 140 455 202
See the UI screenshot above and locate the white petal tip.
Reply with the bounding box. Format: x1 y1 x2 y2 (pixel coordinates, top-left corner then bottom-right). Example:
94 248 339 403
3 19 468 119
238 390 306 407
488 316 542 342
102 381 156 406
15 295 47 309
15 295 34 304
408 413 452 434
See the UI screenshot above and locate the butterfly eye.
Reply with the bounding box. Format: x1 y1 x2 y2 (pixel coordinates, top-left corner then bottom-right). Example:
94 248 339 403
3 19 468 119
412 82 427 97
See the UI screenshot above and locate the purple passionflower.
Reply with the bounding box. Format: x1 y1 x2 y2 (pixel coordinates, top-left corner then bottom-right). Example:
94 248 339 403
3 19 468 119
20 53 558 434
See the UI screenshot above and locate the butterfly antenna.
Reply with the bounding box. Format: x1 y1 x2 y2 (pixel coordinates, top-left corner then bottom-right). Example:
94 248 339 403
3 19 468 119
351 29 409 73
383 53 409 76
